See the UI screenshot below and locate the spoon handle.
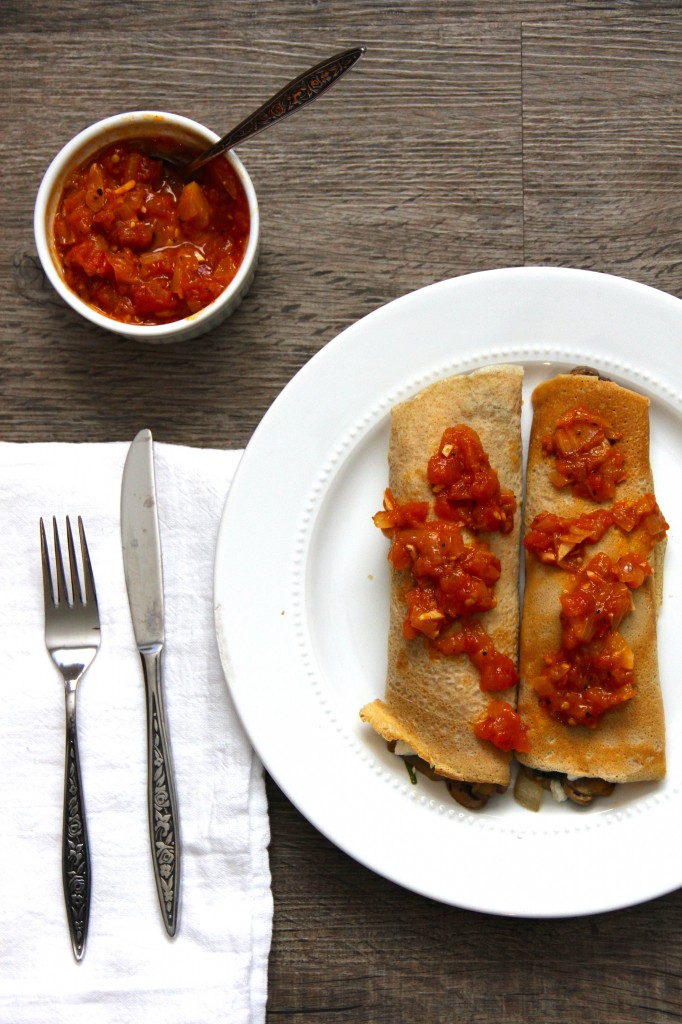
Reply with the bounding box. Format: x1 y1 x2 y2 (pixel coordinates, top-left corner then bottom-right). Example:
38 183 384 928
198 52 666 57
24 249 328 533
186 45 365 174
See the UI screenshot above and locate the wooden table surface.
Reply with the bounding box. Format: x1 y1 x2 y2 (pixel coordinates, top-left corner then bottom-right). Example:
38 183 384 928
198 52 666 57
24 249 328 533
5 2 682 1020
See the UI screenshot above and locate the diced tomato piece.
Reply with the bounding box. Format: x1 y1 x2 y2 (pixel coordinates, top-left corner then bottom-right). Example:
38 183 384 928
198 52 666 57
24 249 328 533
205 156 240 199
113 218 154 250
177 181 211 230
542 404 627 501
131 279 179 316
183 277 224 313
106 250 139 285
65 238 111 278
474 700 530 752
427 425 517 534
435 621 518 691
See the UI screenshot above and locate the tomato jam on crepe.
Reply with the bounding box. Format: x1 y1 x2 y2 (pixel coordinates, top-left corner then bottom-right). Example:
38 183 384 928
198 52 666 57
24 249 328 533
524 493 667 729
375 481 520 710
517 372 667 790
541 404 627 501
524 493 667 569
360 366 524 805
376 491 502 630
530 550 656 727
524 473 668 729
427 425 517 533
474 700 530 753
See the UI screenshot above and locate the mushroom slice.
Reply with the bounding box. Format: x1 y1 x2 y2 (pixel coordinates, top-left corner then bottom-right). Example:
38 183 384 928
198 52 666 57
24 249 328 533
562 776 616 805
570 366 613 382
446 780 503 810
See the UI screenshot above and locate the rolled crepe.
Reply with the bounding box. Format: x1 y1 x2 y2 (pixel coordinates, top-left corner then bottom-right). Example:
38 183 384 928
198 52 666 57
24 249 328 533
517 372 666 783
360 365 523 787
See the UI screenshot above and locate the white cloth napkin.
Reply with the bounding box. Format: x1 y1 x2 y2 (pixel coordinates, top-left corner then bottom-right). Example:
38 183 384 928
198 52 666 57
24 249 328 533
0 441 272 1023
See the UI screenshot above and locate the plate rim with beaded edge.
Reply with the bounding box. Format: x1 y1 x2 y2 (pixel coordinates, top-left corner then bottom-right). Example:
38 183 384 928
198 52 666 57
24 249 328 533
214 266 682 917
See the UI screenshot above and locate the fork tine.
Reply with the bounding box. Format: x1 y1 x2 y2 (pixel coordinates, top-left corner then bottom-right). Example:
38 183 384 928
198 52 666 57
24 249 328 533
52 517 70 607
77 517 97 608
65 516 83 606
39 517 55 609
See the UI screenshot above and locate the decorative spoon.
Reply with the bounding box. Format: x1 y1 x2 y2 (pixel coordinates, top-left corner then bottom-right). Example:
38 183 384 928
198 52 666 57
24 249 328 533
166 45 365 175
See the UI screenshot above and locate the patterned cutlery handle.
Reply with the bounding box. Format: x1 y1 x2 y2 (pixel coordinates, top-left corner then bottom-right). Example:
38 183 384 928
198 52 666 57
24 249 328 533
63 686 91 961
141 649 180 936
187 46 365 173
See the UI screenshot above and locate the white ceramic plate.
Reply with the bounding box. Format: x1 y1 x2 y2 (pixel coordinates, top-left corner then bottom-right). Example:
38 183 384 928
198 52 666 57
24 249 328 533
214 267 682 917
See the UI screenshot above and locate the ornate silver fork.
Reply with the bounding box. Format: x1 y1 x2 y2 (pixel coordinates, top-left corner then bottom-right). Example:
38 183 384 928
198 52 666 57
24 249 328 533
40 516 101 962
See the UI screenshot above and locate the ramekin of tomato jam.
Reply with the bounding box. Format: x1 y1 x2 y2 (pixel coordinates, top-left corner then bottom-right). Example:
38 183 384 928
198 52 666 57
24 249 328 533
34 111 259 342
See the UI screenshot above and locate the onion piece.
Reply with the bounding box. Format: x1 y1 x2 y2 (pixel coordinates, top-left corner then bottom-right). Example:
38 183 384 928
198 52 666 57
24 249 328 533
513 767 544 812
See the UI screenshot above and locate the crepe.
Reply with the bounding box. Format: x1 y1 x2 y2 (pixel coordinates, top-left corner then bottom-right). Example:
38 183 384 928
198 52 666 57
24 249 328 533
517 372 666 783
360 365 523 789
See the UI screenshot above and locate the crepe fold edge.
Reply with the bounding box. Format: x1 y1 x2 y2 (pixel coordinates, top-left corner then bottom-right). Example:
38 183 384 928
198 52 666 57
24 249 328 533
359 365 524 786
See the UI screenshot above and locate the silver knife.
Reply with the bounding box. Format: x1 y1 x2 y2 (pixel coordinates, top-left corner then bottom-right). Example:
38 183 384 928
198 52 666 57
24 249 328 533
121 428 180 936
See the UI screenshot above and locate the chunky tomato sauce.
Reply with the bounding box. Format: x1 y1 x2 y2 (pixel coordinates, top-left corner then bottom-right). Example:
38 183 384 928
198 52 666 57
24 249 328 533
542 404 626 501
532 634 636 728
474 700 530 753
524 493 668 568
385 515 502 631
375 423 525 754
525 482 668 727
427 425 517 533
559 551 650 648
53 139 250 325
529 550 655 726
435 620 518 692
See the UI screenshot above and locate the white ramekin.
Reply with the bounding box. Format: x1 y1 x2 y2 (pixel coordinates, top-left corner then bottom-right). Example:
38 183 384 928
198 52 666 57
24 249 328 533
34 110 260 343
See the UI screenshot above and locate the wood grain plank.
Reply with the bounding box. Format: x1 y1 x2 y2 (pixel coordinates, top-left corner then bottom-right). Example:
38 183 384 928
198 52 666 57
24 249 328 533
6 0 682 34
522 18 682 295
5 5 682 1022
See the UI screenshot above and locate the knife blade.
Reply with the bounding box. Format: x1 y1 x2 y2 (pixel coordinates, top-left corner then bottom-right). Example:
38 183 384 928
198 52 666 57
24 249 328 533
121 428 180 937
